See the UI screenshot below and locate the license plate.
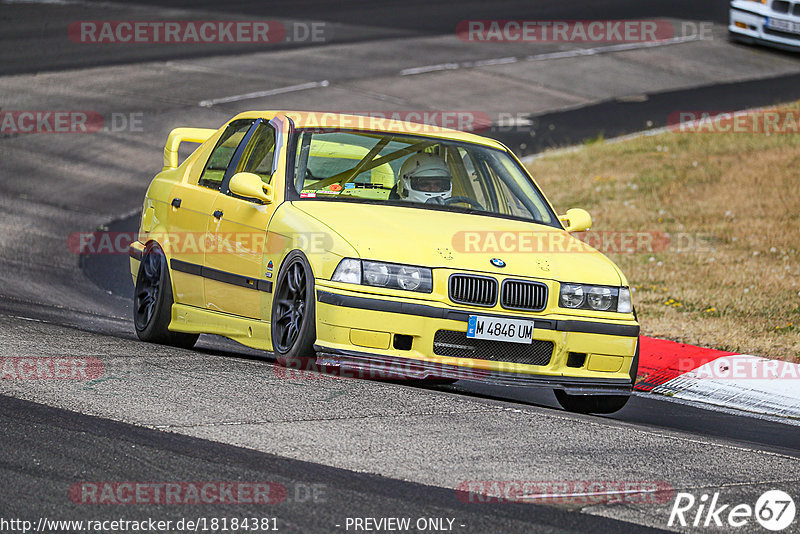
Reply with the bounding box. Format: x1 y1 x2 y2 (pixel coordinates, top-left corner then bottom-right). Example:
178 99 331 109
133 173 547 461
466 315 535 344
766 17 800 34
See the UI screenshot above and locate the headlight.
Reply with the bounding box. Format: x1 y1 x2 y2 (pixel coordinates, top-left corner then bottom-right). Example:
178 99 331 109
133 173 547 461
332 259 433 293
363 261 390 286
396 266 425 291
559 283 633 313
559 284 584 308
587 286 614 311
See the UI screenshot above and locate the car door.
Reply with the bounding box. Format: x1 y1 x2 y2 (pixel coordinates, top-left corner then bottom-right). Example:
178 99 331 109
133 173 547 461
167 118 256 308
203 119 281 319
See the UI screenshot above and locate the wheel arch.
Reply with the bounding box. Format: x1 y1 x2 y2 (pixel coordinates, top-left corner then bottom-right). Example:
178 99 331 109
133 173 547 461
131 233 178 296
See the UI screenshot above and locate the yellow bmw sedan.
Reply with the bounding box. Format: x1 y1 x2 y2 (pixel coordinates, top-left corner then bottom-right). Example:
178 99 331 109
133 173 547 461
130 111 640 414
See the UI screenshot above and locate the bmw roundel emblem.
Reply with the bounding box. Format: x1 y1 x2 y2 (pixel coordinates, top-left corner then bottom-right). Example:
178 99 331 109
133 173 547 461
490 258 506 268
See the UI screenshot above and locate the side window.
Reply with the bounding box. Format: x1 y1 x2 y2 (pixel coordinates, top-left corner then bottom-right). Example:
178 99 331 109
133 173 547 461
238 123 276 185
198 119 254 190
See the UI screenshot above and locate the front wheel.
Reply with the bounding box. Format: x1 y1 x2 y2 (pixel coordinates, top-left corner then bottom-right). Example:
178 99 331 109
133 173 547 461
271 251 317 369
554 390 630 414
133 244 198 349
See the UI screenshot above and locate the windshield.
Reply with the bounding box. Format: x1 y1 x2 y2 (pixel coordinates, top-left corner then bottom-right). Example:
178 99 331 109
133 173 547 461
289 129 558 226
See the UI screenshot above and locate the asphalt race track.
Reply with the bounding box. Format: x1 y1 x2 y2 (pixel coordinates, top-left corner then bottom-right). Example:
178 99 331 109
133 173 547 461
1 1 799 533
2 395 670 534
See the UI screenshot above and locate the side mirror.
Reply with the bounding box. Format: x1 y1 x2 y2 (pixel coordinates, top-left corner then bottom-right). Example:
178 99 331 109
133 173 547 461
559 208 592 232
229 172 272 204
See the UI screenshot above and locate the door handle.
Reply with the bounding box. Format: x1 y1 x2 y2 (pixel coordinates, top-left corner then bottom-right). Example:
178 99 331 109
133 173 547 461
212 209 223 219
171 198 182 208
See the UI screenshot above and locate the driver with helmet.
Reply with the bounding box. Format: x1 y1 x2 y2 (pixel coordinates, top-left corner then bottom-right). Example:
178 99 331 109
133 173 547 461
390 152 452 204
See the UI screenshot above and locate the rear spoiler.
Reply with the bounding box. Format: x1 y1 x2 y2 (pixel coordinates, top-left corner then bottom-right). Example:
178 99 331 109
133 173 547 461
163 127 217 171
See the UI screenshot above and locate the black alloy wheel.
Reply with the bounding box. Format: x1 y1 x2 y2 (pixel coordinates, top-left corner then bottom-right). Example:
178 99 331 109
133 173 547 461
272 251 316 368
133 244 198 349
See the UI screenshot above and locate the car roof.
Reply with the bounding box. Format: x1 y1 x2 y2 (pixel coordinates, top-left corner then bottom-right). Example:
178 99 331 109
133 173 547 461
229 110 507 150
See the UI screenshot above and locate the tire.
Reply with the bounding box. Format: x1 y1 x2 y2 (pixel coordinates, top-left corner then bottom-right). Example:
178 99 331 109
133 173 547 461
554 390 630 414
133 243 198 349
271 251 317 369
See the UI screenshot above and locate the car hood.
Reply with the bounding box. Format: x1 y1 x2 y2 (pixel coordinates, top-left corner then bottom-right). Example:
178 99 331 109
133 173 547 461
293 201 624 286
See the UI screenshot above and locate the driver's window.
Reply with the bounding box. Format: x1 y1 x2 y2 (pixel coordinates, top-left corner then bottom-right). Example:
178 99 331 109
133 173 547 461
238 123 276 185
198 119 254 190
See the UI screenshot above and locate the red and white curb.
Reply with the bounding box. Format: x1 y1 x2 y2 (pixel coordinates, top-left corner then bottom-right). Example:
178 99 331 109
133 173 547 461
636 337 800 420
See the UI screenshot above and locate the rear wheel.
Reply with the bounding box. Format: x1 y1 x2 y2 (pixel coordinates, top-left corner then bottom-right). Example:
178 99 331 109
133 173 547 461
133 244 198 349
271 251 317 369
554 390 630 414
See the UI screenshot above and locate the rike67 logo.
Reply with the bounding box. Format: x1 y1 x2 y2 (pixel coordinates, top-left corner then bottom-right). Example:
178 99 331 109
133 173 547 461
668 490 795 531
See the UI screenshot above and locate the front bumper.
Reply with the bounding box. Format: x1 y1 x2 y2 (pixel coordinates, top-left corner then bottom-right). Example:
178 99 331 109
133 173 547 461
314 346 634 394
313 283 639 392
730 3 800 50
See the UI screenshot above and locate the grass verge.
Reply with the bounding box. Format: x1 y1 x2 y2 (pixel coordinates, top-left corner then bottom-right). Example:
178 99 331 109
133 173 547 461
526 106 800 362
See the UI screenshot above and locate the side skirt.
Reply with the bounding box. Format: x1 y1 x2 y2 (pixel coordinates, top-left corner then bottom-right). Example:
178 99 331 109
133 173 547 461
169 303 272 351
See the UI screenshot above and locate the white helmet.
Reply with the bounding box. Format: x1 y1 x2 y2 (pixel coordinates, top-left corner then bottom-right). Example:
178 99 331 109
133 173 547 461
397 153 452 204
